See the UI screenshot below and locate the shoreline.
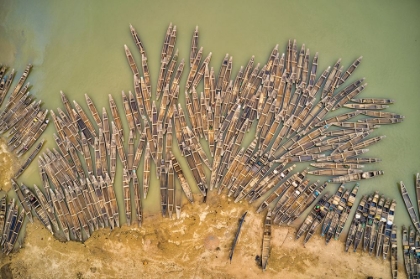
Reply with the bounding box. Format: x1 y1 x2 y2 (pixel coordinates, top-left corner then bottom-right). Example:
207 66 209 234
0 193 396 279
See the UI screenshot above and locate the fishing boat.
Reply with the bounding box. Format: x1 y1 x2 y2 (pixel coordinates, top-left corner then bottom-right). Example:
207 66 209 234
369 195 385 254
229 212 247 263
345 195 366 252
391 225 398 279
403 225 414 279
364 192 379 251
335 184 359 240
375 199 391 257
325 189 350 244
400 181 420 233
351 98 394 104
331 170 384 183
21 184 53 234
383 200 396 259
261 211 272 271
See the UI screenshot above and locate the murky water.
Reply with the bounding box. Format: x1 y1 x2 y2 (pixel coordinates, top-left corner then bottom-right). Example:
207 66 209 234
1 0 420 247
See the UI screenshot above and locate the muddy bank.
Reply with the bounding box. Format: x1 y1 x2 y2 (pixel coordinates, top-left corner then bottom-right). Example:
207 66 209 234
0 192 397 279
0 139 17 192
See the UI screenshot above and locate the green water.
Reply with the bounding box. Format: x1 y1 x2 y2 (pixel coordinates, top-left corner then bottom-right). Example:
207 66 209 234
1 0 420 246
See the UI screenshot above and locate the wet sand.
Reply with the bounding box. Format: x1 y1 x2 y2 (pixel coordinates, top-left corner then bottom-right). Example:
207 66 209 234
0 192 398 279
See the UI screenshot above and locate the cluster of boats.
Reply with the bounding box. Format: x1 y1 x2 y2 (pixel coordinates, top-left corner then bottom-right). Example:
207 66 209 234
0 24 405 272
400 174 420 279
0 64 48 177
297 188 397 277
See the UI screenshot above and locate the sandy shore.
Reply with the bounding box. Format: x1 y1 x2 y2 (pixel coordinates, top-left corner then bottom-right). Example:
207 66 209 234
0 192 400 279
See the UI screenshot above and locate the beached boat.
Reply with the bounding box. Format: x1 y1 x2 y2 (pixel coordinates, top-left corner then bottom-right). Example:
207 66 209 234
403 225 414 279
401 181 420 233
171 152 194 203
391 225 398 279
375 199 391 257
325 189 350 244
0 195 6 243
21 184 53 234
345 195 366 251
261 211 272 271
369 195 385 254
383 200 396 259
364 192 379 251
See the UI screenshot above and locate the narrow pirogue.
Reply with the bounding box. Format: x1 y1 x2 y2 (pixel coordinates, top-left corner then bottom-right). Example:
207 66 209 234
261 211 272 271
401 181 420 233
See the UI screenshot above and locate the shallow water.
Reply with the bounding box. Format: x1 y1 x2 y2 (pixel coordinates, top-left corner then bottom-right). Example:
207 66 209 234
1 0 420 247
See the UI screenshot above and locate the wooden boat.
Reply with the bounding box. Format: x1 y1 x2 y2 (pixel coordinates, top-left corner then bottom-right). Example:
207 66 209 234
403 225 414 279
383 200 396 259
331 170 384 183
331 82 367 111
122 169 132 226
130 173 142 227
50 189 72 241
110 131 117 183
261 211 272 271
401 181 420 233
14 139 45 178
156 125 164 177
121 91 136 136
84 94 102 128
351 98 394 104
360 110 405 119
335 184 359 240
345 195 366 251
409 226 417 278
133 131 146 170
190 26 199 68
325 189 350 243
91 175 110 228
1 199 15 247
11 179 33 222
113 122 128 170
127 130 134 173
358 118 403 124
73 100 97 138
229 212 247 263
0 69 15 105
348 135 386 151
171 152 194 203
375 199 391 257
104 173 119 228
369 195 385 254
129 24 145 54
159 160 168 217
63 188 83 241
183 145 206 196
128 91 142 133
0 195 6 243
364 192 379 251
285 183 328 225
73 182 96 232
310 163 364 169
124 44 139 77
167 161 175 219
296 193 329 240
185 47 203 90
142 115 157 163
391 225 398 279
273 180 315 222
10 64 32 100
344 103 389 110
109 94 124 140
143 143 151 199
79 180 101 230
4 207 24 255
417 173 420 220
308 169 363 176
21 184 53 234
